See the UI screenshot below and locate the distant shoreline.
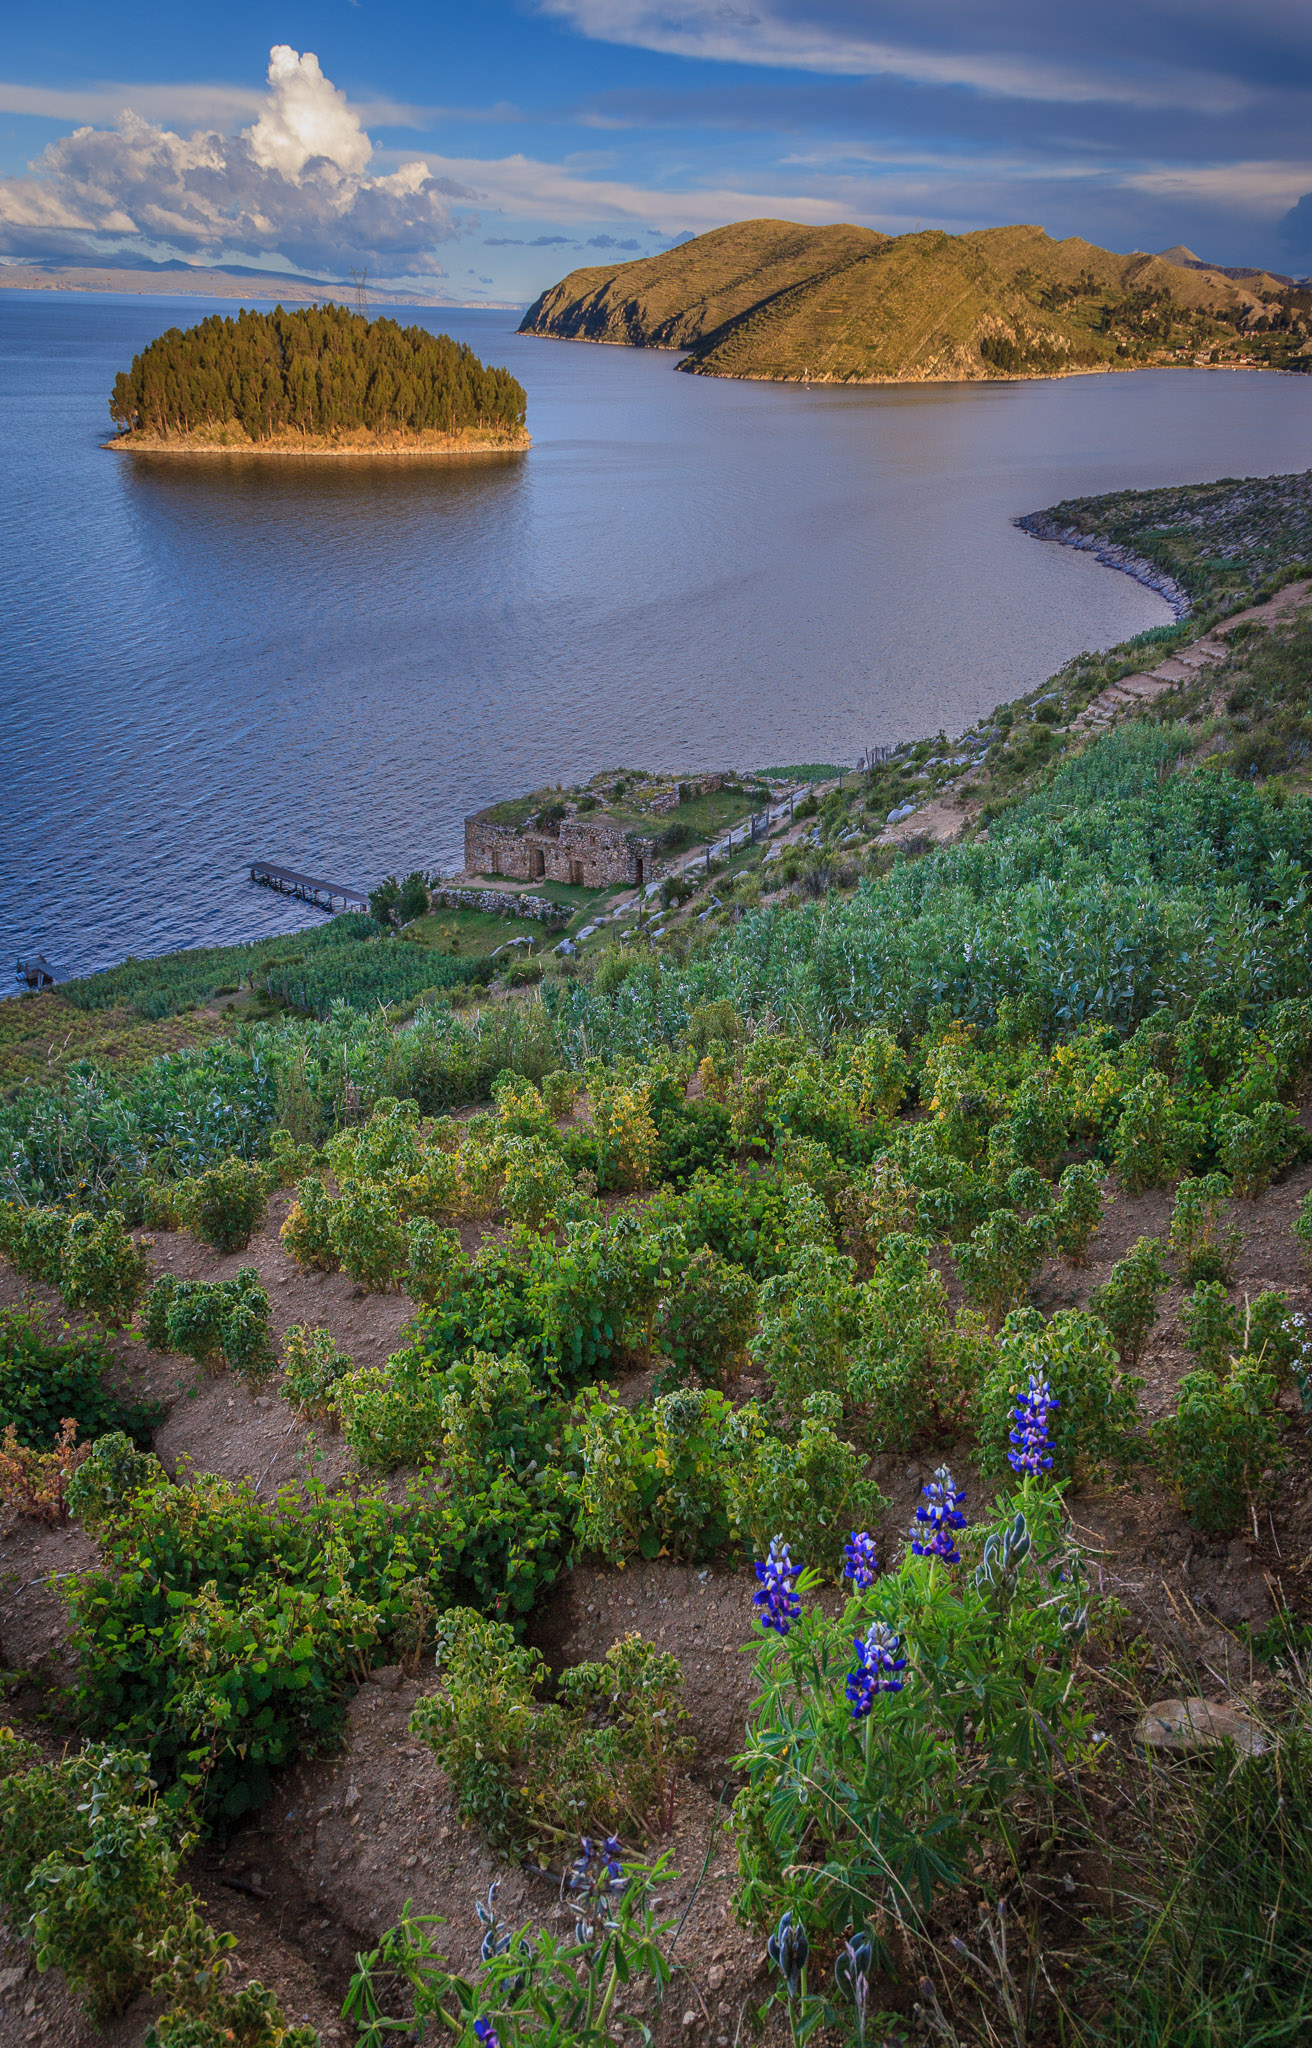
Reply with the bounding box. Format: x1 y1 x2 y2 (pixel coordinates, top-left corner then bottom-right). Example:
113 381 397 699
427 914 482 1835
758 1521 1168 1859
104 425 531 458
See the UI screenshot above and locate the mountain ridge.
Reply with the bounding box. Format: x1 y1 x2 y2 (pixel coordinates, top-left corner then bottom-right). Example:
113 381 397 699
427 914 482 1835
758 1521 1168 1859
520 219 1312 383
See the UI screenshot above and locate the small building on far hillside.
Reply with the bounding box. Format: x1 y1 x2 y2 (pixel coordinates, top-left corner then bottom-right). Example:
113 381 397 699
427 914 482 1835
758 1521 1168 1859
465 809 661 889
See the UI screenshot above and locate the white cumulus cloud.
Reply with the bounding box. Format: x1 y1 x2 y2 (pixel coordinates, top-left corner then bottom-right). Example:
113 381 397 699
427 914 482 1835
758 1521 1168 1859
0 45 470 275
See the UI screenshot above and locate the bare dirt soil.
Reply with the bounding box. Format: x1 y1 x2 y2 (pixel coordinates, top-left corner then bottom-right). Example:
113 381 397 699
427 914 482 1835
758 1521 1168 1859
4 1151 1312 2046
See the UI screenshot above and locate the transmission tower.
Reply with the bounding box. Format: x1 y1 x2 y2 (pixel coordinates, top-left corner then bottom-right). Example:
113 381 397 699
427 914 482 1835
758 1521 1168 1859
350 266 369 319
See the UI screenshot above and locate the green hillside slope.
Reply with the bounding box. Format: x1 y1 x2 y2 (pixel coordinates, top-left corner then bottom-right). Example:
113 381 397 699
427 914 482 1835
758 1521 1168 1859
520 220 1312 384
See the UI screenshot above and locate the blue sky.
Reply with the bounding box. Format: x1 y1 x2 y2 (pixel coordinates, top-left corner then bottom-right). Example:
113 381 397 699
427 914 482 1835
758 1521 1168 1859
3 0 1312 303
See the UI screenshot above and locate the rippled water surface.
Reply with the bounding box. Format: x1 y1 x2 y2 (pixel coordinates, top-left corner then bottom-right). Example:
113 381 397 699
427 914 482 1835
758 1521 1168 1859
4 289 1312 979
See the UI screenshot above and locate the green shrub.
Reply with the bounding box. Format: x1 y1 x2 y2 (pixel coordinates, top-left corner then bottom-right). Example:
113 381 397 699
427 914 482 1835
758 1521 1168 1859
1112 1076 1198 1191
1050 1161 1105 1265
724 1394 888 1581
656 1246 758 1386
178 1156 270 1253
1169 1173 1241 1286
752 1242 859 1415
1181 1280 1240 1373
280 1326 351 1420
978 1308 1142 1483
410 1610 692 1858
0 1308 158 1451
847 1234 962 1452
65 1431 159 1533
66 1472 457 1819
1154 1360 1285 1535
142 1270 275 1384
1089 1236 1170 1367
0 1203 69 1285
335 1355 447 1468
279 1175 339 1271
330 1179 409 1290
574 1387 733 1565
0 1744 188 2020
59 1209 148 1324
542 1069 579 1119
954 1208 1053 1328
406 1219 467 1306
1215 1101 1305 1197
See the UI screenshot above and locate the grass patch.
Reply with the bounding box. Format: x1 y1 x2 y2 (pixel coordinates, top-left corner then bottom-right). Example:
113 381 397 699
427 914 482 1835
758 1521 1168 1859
408 908 546 957
0 992 233 1088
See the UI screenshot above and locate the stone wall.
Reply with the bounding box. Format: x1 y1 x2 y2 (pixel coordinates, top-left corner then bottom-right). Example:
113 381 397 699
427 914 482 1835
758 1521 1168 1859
464 815 659 888
429 886 569 927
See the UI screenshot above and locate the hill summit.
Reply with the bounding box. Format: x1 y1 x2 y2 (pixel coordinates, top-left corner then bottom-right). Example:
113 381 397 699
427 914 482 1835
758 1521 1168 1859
520 219 1312 384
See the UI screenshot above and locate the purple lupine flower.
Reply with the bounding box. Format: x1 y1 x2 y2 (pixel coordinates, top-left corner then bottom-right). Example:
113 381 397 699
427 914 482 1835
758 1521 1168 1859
753 1536 803 1636
1008 1373 1059 1478
910 1465 967 1565
845 1621 907 1717
473 2021 500 2048
842 1530 879 1590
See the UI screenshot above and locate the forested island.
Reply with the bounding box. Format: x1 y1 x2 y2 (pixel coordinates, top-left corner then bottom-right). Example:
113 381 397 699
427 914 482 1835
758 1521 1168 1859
107 303 530 453
521 218 1312 385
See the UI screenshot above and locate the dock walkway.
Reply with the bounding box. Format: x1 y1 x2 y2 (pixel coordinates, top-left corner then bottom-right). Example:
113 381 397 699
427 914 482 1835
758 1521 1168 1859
249 862 368 913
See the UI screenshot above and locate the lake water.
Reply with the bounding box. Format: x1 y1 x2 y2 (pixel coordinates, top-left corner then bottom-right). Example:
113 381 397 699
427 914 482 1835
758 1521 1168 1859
4 288 1312 982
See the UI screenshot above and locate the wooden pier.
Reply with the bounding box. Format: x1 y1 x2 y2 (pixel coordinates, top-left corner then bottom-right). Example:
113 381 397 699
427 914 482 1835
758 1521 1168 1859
249 862 368 913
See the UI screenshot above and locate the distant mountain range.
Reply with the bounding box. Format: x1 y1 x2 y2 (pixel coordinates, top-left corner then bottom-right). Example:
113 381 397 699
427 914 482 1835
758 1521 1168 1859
0 257 504 310
520 221 1312 383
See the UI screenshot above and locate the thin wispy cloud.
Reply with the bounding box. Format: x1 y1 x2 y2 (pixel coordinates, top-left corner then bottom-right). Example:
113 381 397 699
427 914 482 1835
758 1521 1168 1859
534 0 1251 111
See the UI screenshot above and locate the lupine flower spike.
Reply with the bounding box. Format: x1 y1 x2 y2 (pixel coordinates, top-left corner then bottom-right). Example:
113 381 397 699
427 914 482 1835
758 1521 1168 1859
473 2022 500 2048
753 1536 803 1635
846 1621 907 1717
1008 1373 1059 1478
842 1530 879 1590
910 1465 968 1564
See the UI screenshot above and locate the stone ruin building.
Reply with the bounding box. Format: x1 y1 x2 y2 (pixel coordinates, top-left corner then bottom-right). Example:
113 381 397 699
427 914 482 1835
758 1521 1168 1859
464 808 663 890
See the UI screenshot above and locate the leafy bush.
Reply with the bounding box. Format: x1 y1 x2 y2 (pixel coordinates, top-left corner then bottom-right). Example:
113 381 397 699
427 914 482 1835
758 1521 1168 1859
655 1246 757 1386
410 1610 692 1857
60 1209 148 1324
65 1430 158 1532
847 1234 963 1452
279 1175 338 1271
0 1307 158 1449
1050 1161 1105 1265
574 1387 734 1565
0 1745 185 2017
725 1396 888 1580
178 1155 270 1252
66 1471 457 1819
330 1179 409 1290
142 1270 276 1385
1215 1101 1305 1197
280 1326 351 1421
838 1157 920 1276
978 1308 1143 1483
0 1201 70 1285
1089 1235 1170 1367
1154 1359 1286 1535
1169 1173 1241 1286
1182 1280 1241 1373
752 1242 860 1415
1112 1077 1199 1192
0 1738 316 2042
954 1207 1053 1327
541 1069 578 1119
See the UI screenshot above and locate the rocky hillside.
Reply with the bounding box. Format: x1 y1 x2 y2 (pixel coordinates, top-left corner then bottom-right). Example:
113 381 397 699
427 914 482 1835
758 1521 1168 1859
521 218 1312 384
